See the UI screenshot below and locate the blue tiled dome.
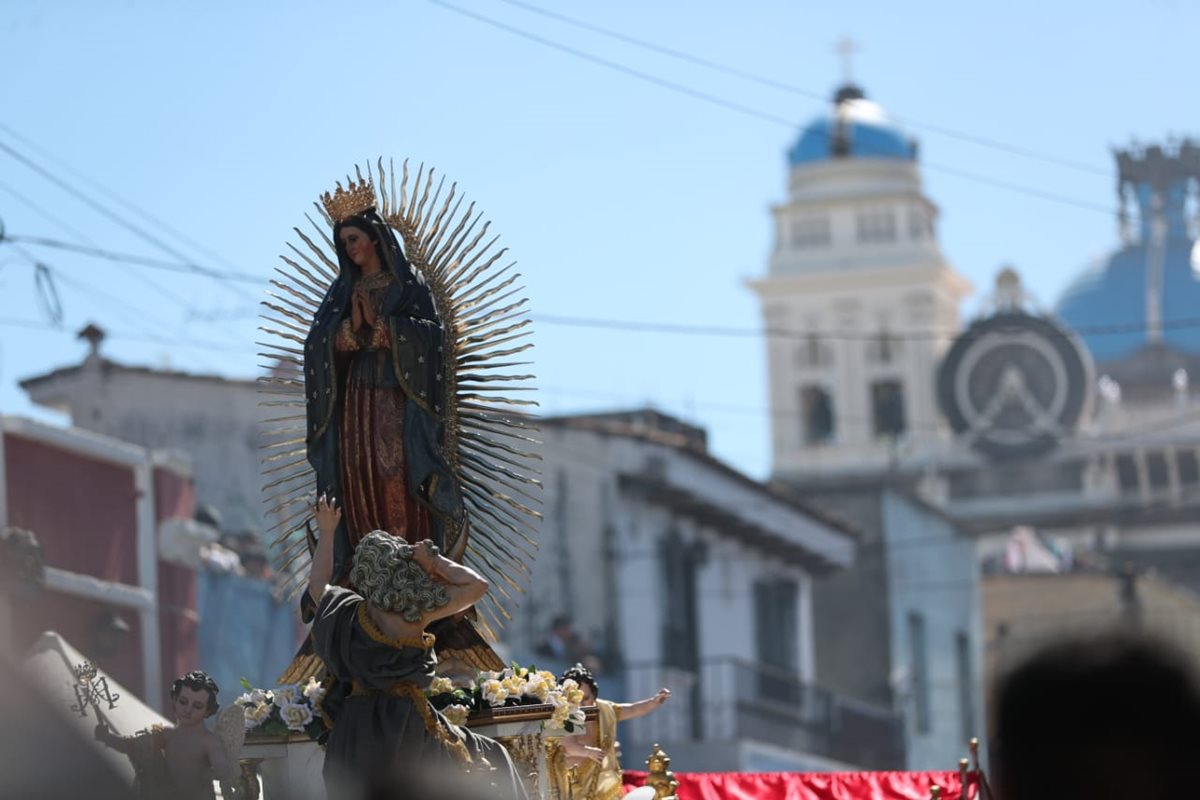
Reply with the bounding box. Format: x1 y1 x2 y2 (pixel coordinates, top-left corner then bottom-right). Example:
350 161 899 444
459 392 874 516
1056 240 1200 362
1056 145 1200 364
1060 167 1200 364
788 84 917 166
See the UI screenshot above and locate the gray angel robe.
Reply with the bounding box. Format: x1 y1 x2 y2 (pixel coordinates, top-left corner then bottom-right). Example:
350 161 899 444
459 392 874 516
312 587 527 800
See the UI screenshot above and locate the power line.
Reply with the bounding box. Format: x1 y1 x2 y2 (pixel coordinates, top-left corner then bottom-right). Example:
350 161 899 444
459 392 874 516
428 0 1115 216
540 381 1200 448
153 305 1200 343
2 234 264 284
491 0 1111 178
0 315 250 354
0 135 261 300
0 121 260 280
0 184 253 345
20 231 1197 349
2 244 242 363
532 312 1200 342
0 180 95 243
6 304 1190 445
12 237 1189 435
0 126 266 350
428 0 795 127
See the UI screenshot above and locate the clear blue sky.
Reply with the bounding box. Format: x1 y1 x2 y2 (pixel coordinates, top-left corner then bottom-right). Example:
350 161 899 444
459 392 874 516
0 0 1194 478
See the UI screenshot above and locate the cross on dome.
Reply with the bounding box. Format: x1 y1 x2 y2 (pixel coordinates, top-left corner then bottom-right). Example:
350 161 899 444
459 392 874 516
836 37 859 85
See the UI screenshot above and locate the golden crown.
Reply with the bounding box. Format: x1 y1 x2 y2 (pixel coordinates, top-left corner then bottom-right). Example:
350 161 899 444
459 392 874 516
321 178 377 223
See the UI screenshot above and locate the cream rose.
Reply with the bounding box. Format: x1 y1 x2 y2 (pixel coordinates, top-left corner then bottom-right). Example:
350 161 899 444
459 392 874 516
481 678 509 707
280 701 315 732
442 703 470 726
521 674 551 703
271 684 301 708
243 701 272 730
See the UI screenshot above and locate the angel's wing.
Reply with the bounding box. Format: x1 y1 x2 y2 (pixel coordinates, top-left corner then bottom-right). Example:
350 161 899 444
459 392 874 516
215 704 246 776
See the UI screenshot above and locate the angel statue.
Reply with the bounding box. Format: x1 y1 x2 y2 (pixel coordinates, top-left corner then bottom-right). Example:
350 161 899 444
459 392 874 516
307 496 528 799
260 161 541 681
547 663 671 800
94 670 245 800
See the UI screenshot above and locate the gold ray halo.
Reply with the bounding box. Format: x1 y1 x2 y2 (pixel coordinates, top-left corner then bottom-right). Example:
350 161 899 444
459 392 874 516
258 158 541 637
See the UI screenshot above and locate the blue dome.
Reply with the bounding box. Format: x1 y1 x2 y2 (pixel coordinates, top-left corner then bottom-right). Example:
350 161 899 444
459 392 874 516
788 86 917 166
1060 170 1200 364
1055 239 1200 363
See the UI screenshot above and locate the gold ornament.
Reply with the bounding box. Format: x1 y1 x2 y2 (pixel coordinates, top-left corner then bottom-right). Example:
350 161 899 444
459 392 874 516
645 743 679 800
321 178 377 223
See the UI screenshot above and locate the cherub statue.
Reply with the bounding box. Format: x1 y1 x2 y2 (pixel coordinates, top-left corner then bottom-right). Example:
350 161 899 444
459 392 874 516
548 662 671 800
94 669 243 800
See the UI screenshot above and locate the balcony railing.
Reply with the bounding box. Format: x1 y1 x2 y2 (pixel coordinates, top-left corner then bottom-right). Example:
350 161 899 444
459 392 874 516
617 657 905 770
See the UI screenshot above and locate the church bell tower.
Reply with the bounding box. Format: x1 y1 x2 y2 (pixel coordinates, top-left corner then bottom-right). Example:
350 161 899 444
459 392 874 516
748 79 971 479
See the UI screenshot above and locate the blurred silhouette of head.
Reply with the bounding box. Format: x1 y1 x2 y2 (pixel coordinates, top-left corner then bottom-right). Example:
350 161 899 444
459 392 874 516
993 632 1200 800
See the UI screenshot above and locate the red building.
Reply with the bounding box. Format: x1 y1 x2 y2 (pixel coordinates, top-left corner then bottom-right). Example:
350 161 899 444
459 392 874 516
0 415 198 711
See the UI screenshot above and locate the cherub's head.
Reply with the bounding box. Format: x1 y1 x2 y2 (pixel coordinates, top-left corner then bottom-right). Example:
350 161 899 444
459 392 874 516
349 531 449 622
561 662 599 705
170 670 220 727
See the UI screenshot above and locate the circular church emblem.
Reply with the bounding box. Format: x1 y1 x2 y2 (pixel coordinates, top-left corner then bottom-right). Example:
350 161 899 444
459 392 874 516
937 312 1093 459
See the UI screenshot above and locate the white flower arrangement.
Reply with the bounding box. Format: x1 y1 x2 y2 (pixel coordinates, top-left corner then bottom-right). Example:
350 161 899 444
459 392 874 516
235 677 327 739
426 664 588 732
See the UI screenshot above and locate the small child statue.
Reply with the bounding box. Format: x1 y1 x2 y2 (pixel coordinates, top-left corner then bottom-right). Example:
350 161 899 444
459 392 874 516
95 669 241 800
549 662 670 800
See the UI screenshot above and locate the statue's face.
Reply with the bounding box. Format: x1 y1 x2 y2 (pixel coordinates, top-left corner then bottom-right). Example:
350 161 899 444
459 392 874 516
339 225 381 271
580 682 596 705
172 686 211 728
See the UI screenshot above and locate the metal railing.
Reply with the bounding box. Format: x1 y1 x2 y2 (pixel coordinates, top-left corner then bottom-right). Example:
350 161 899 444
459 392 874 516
617 657 905 769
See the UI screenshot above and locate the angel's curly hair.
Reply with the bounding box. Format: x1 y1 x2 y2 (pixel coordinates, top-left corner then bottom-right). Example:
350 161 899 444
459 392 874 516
171 670 220 717
349 531 450 622
561 663 598 697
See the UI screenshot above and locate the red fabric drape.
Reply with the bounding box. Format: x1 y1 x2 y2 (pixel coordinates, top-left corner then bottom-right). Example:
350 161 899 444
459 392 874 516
623 770 966 800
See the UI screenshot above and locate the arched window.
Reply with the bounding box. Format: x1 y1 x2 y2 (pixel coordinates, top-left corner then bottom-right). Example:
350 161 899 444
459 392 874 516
871 379 906 438
800 385 836 444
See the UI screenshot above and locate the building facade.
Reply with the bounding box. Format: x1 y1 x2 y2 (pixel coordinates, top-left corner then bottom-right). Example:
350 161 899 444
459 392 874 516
504 410 906 771
20 339 306 691
750 79 1200 762
748 81 985 769
21 330 274 538
0 415 197 710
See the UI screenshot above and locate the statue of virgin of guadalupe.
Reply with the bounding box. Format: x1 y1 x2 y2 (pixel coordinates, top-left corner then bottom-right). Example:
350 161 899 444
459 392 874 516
263 164 541 680
304 196 463 579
